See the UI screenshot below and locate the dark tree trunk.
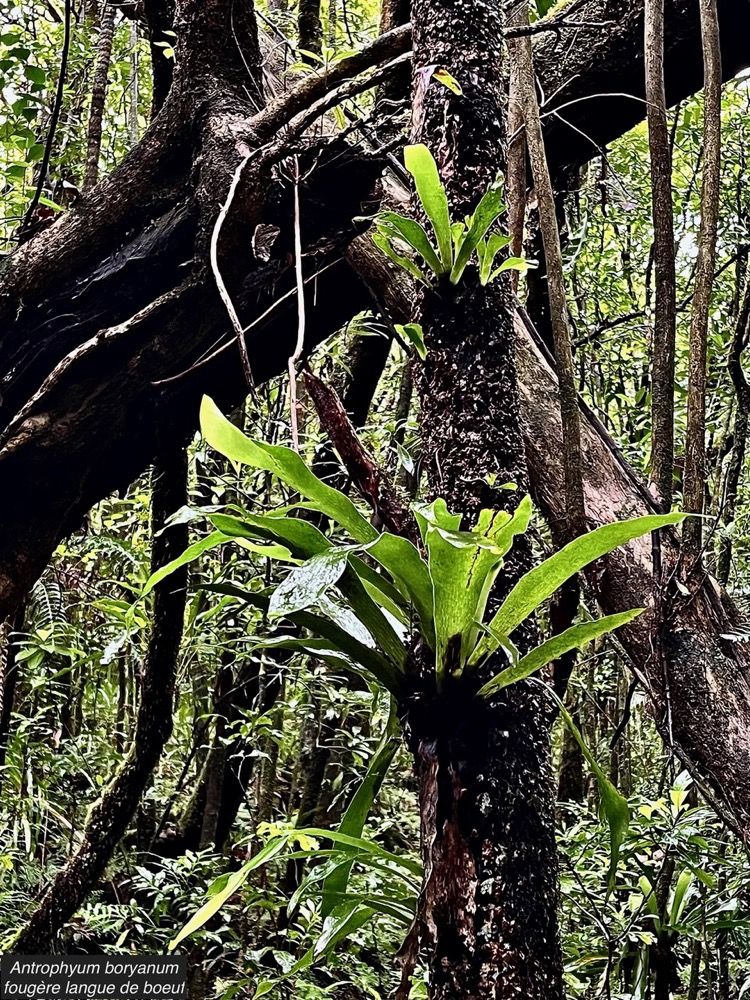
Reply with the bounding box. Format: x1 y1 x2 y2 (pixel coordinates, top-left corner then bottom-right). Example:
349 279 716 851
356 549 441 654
298 0 322 56
3 0 750 625
404 0 563 996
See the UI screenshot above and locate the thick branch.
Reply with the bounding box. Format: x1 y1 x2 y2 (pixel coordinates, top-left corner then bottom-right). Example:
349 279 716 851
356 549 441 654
346 235 750 842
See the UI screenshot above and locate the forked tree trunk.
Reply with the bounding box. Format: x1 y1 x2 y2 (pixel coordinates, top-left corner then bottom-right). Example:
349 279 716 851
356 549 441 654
405 1 562 996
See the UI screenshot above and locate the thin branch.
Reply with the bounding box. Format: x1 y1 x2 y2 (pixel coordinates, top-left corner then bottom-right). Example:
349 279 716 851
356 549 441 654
288 157 307 451
683 0 722 564
645 0 677 507
304 370 419 543
251 23 412 141
20 0 72 238
516 9 586 540
83 2 118 192
209 154 258 396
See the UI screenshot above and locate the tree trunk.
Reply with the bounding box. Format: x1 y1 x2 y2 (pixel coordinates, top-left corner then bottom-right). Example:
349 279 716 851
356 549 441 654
83 1 118 192
405 0 562 996
350 234 750 845
645 0 677 506
683 0 722 562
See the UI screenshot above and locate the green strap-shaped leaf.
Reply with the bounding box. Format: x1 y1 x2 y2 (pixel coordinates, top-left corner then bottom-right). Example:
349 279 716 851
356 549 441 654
201 397 378 543
268 549 351 617
204 583 403 689
296 828 422 876
490 493 533 559
376 212 443 275
395 322 427 360
210 511 331 560
252 636 403 695
545 683 629 896
321 713 401 917
339 564 408 669
366 533 436 648
404 144 453 270
450 182 506 284
142 531 231 597
372 232 428 285
670 870 694 927
169 836 288 950
473 512 685 664
477 608 643 699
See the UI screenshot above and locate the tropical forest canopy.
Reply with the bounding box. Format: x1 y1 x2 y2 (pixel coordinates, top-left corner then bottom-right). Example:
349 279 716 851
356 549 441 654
1 1 750 999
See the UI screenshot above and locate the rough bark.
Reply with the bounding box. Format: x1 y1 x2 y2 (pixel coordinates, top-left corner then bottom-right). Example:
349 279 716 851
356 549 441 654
516 5 585 540
6 447 188 953
2 2 750 626
83 2 118 192
2 0 750 855
683 0 722 561
0 16 409 621
405 0 562 996
645 0 677 506
347 236 750 845
516 307 750 841
298 0 322 57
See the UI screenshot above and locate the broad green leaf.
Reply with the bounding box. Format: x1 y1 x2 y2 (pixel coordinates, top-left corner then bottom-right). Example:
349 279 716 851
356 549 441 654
321 712 401 917
296 827 422 876
142 531 230 597
372 231 428 285
473 512 685 663
639 875 660 917
252 636 403 694
450 182 506 283
269 549 351 617
313 903 376 961
546 684 629 896
490 493 533 559
477 609 643 698
477 231 512 284
404 144 453 270
395 322 427 360
205 583 402 689
417 502 508 684
201 397 378 543
169 837 288 949
413 497 462 541
210 511 331 560
339 564 408 669
365 533 436 647
670 870 694 926
377 212 442 274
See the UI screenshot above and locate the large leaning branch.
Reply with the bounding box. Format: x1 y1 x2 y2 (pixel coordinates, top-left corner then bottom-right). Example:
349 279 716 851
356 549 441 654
346 235 750 842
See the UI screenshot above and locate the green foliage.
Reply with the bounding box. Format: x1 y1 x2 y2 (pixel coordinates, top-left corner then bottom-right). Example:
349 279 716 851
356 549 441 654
372 143 528 286
188 398 684 703
148 396 688 949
